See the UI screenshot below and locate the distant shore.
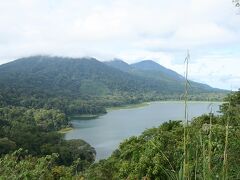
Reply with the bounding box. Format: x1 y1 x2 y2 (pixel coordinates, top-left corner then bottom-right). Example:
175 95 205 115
68 100 224 120
58 127 73 134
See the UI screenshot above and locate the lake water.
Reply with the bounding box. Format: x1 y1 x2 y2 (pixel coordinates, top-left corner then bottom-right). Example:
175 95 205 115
65 101 222 160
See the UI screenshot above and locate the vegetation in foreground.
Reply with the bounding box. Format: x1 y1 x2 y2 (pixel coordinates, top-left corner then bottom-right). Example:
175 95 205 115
0 106 96 179
84 90 240 179
0 91 239 179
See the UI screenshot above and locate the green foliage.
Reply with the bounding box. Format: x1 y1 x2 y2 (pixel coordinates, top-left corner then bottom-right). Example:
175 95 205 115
0 106 96 169
84 91 240 179
0 56 234 179
0 106 68 131
85 121 184 179
0 56 226 116
41 139 96 168
0 138 16 154
0 91 238 179
106 59 227 95
0 149 74 180
220 90 240 126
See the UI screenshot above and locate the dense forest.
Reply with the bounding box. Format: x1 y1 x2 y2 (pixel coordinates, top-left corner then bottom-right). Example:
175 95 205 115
0 0 238 178
0 106 96 177
83 90 240 179
0 56 226 116
0 89 239 179
0 55 232 179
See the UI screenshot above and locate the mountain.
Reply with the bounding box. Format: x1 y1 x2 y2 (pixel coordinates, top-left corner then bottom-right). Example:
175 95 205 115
0 56 225 113
132 60 171 71
131 60 184 81
0 56 180 96
104 59 133 72
105 59 184 82
105 59 220 93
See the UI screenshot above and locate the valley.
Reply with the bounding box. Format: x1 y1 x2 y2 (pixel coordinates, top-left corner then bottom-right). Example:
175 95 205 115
0 56 237 179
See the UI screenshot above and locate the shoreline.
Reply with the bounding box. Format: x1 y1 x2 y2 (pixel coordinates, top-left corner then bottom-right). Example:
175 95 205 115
64 100 224 160
61 100 224 134
107 100 224 111
69 114 100 119
67 100 224 120
58 127 73 134
106 101 150 111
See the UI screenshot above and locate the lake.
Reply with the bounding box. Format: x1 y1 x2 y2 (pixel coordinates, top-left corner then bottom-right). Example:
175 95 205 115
65 101 222 160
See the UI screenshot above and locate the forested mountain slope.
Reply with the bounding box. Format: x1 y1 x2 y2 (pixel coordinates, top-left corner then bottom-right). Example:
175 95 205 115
0 56 225 114
106 59 220 92
0 56 186 97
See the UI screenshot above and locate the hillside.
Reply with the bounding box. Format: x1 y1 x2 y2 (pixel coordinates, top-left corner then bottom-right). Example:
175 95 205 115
105 59 184 82
0 56 179 96
105 59 221 92
0 56 225 114
104 58 133 72
131 60 184 81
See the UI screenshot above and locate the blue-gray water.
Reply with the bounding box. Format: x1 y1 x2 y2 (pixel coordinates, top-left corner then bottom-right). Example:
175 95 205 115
65 101 221 160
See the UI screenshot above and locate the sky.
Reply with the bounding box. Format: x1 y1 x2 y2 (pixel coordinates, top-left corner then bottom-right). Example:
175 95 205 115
0 0 240 90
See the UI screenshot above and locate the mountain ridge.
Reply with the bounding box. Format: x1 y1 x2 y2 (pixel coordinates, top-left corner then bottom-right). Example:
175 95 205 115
105 59 219 92
0 55 223 93
0 55 157 114
0 56 226 113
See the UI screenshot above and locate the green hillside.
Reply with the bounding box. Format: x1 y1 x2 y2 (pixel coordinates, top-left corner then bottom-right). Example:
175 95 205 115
106 59 222 93
0 56 226 115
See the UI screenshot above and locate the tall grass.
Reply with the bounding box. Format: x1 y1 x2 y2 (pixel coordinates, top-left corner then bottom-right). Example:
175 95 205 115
178 51 232 180
183 50 190 180
222 102 230 180
181 51 224 180
200 131 206 180
207 104 213 179
194 142 199 180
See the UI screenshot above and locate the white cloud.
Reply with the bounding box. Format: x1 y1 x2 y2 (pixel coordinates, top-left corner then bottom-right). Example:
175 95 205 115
186 56 240 90
116 50 174 65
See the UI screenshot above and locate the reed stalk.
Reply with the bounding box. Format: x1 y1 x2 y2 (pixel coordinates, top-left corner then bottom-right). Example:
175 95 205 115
200 131 206 180
207 105 213 179
222 102 230 180
183 50 190 180
194 143 199 180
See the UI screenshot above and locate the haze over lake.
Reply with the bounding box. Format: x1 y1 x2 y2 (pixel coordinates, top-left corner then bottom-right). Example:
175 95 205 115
65 101 221 160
